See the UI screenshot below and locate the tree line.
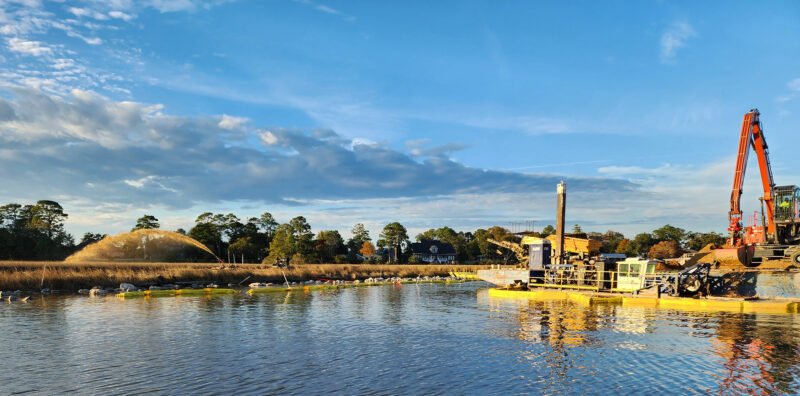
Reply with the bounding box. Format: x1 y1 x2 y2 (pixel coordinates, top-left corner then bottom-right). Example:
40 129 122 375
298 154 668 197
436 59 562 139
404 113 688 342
0 201 74 260
0 199 728 262
538 223 727 260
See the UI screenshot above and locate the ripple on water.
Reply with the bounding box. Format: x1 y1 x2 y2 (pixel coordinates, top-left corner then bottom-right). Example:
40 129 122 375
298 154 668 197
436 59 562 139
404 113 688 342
2 283 800 394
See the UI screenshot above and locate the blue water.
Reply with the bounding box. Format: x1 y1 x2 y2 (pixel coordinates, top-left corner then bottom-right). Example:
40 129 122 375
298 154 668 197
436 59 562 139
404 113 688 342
2 282 800 394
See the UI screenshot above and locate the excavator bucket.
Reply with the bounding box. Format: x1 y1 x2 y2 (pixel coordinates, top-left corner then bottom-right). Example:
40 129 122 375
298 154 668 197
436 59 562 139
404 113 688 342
713 246 754 268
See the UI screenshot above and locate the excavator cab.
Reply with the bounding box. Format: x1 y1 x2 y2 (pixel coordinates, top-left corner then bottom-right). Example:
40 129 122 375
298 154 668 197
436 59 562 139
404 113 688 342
773 185 800 224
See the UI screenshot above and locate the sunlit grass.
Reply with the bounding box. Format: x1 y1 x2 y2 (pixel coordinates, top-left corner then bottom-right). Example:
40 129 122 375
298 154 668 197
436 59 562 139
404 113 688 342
0 261 488 291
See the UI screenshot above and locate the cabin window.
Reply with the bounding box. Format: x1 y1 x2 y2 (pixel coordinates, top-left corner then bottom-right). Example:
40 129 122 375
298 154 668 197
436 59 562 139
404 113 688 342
629 264 641 276
646 263 656 274
618 263 629 276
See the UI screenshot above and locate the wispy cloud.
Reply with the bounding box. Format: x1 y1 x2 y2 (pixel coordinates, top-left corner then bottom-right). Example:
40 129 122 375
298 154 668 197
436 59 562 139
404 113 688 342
405 139 472 158
459 114 572 135
593 157 800 233
660 20 695 63
68 7 109 20
0 0 232 98
6 37 53 56
775 77 800 103
292 0 356 21
108 11 135 21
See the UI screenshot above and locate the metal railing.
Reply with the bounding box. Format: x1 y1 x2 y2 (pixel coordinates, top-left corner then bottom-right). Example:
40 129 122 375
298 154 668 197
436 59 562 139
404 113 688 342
529 268 672 293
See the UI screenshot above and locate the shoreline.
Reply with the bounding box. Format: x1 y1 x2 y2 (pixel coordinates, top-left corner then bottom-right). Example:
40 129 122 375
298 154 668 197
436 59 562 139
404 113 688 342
115 277 474 298
0 261 488 293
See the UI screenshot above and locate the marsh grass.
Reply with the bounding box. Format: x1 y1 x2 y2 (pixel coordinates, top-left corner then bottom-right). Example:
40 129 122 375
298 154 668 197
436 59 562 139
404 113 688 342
0 261 488 291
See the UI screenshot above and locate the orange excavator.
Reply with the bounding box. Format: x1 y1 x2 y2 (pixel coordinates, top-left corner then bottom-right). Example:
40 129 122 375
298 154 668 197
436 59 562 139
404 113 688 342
721 109 800 266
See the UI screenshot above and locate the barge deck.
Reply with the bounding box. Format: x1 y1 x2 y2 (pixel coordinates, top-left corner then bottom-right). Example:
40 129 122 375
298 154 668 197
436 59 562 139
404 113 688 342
489 287 800 314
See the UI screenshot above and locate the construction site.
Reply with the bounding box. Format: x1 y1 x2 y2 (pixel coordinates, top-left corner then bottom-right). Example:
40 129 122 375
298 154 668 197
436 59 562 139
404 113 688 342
480 109 800 313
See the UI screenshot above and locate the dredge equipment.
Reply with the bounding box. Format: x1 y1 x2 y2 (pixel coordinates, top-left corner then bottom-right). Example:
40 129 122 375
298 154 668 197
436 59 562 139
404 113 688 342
718 109 800 266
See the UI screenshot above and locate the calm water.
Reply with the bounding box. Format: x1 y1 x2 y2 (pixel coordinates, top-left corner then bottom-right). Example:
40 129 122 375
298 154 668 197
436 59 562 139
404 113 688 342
2 282 800 395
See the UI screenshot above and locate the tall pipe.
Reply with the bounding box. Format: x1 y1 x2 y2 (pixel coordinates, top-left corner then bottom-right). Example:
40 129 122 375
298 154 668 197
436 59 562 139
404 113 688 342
555 181 566 264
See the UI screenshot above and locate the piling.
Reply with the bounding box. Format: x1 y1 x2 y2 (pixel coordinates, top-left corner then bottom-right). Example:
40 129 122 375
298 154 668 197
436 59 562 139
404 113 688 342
555 181 567 264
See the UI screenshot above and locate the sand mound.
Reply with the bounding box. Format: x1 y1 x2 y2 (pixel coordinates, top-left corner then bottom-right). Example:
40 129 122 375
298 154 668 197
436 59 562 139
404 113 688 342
65 229 221 263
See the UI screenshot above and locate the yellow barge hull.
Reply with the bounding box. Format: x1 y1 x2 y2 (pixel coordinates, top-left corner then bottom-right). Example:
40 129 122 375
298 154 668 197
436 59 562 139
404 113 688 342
488 288 800 314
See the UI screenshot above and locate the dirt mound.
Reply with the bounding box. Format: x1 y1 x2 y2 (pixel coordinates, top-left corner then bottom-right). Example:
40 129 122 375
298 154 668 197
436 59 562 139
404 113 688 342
683 243 719 266
716 256 747 270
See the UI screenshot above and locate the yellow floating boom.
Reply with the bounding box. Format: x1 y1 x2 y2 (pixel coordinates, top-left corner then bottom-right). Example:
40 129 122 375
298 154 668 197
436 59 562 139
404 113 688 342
248 279 468 295
117 288 237 298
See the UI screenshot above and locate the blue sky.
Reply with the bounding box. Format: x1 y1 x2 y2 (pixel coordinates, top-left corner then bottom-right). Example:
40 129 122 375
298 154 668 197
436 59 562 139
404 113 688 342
1 0 799 240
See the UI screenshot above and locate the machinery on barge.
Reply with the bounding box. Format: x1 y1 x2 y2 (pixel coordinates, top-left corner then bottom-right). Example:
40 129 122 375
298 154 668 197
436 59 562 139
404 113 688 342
480 109 800 299
716 108 800 266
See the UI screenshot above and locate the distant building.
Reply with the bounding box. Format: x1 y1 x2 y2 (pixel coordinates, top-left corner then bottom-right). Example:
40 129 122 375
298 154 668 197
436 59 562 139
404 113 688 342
409 241 456 264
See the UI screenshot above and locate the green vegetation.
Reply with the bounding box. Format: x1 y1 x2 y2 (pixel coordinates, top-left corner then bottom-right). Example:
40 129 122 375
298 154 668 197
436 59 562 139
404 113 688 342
132 214 160 231
378 222 409 263
0 199 729 264
0 200 73 260
591 224 727 259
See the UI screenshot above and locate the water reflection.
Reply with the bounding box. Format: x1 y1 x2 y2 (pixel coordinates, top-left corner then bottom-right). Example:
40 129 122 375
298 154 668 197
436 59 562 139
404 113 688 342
3 284 800 394
487 293 800 394
711 313 800 394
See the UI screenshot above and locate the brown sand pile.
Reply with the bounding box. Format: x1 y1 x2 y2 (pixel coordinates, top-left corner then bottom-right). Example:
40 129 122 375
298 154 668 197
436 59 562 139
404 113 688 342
692 243 719 265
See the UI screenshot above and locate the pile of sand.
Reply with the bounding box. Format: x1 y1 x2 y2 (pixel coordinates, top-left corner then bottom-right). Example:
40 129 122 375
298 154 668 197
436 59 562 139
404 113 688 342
683 243 718 266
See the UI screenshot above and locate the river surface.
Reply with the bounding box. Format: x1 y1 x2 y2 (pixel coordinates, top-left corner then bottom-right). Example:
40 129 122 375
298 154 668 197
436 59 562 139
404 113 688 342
3 282 800 394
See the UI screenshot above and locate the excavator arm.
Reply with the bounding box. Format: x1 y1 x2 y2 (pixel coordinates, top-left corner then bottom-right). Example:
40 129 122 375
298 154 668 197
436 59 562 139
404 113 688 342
487 238 528 262
729 109 775 246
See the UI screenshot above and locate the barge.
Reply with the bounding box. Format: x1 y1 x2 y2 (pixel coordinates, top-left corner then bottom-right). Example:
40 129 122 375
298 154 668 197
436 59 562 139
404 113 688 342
479 254 800 314
479 176 800 314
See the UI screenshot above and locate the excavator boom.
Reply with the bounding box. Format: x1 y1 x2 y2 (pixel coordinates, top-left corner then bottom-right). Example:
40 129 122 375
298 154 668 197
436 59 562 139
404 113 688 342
728 109 775 246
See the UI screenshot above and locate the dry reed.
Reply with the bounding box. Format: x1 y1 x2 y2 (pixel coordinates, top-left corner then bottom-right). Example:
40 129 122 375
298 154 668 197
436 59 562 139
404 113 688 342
0 261 488 291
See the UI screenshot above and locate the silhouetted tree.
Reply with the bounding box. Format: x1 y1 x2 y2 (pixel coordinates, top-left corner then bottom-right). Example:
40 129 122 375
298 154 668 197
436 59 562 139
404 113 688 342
379 222 409 263
80 232 106 245
132 214 160 231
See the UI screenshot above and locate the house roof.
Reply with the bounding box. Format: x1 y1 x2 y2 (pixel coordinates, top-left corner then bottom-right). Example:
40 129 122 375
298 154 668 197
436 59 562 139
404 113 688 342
409 241 456 255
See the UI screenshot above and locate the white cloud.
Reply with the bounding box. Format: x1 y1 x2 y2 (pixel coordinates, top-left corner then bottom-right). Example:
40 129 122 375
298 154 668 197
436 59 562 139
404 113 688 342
462 115 572 135
124 175 177 192
217 114 248 130
774 78 800 103
7 37 53 56
292 0 356 21
124 176 153 188
660 20 695 63
0 0 231 98
594 156 800 234
108 10 135 21
51 58 76 69
0 88 635 230
259 130 279 145
65 31 103 45
789 78 800 92
405 139 471 157
68 7 109 20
